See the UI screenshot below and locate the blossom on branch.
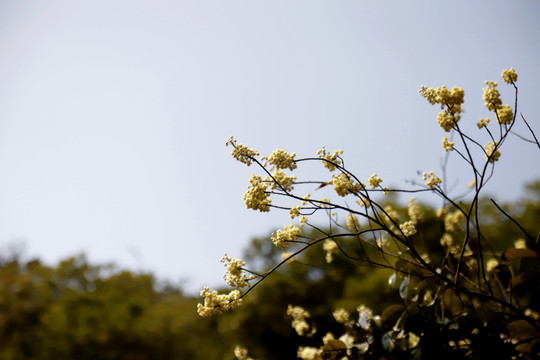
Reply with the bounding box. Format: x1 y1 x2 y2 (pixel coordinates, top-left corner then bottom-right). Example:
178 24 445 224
483 141 501 163
266 148 297 171
226 136 260 166
197 287 242 317
501 68 518 84
422 171 442 189
271 225 301 249
244 175 271 212
221 254 252 289
332 172 363 196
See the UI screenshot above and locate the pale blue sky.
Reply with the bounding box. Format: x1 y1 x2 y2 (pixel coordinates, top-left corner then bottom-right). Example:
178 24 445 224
0 1 539 294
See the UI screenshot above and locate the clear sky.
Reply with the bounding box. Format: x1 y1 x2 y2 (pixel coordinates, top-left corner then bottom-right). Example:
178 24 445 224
0 1 539 294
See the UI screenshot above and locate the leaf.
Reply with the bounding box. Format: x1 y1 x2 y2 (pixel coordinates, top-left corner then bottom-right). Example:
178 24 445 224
321 340 348 360
381 304 405 328
510 270 540 289
399 276 410 299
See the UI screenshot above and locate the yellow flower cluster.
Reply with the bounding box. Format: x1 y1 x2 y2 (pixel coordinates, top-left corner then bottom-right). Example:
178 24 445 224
419 85 465 132
267 169 296 192
440 232 453 247
482 81 502 112
333 308 353 326
514 238 526 249
423 171 442 189
407 198 422 223
399 220 417 237
346 213 360 231
234 346 254 360
197 287 242 317
297 347 321 360
271 224 302 249
444 210 465 232
323 239 339 263
221 254 252 289
244 175 271 212
290 205 301 219
226 136 259 166
477 117 490 129
357 197 371 208
482 73 516 125
287 305 315 336
486 259 499 272
368 173 383 188
317 147 343 171
266 148 297 170
501 68 518 84
383 205 400 231
483 141 501 163
333 172 363 196
496 104 513 125
442 136 455 151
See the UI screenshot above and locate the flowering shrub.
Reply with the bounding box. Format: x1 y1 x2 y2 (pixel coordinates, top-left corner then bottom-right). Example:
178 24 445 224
200 69 540 359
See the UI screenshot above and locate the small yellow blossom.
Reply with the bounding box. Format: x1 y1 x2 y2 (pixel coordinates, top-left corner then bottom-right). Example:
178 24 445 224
482 81 502 111
496 104 513 124
525 309 540 320
290 206 301 219
407 198 422 223
281 252 297 263
221 254 252 288
299 215 308 227
296 347 321 360
346 213 360 231
423 171 442 189
333 172 363 196
444 210 465 232
267 148 297 171
333 308 351 325
226 137 259 166
244 175 271 212
301 193 311 205
322 332 335 345
477 117 490 129
420 85 464 131
437 111 457 132
197 287 242 317
234 346 254 360
468 179 476 188
484 141 501 163
442 136 455 151
436 207 447 218
368 173 383 188
440 233 453 247
287 305 315 337
514 238 527 249
501 68 518 84
400 220 417 237
486 259 499 272
357 197 371 208
271 224 302 249
267 169 296 192
383 205 400 230
323 239 339 263
317 147 343 171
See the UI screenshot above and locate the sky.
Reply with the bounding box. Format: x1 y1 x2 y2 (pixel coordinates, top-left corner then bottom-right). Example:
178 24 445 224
0 1 539 294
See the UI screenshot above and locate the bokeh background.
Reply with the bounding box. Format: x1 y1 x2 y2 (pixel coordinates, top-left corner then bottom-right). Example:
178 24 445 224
0 0 539 294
